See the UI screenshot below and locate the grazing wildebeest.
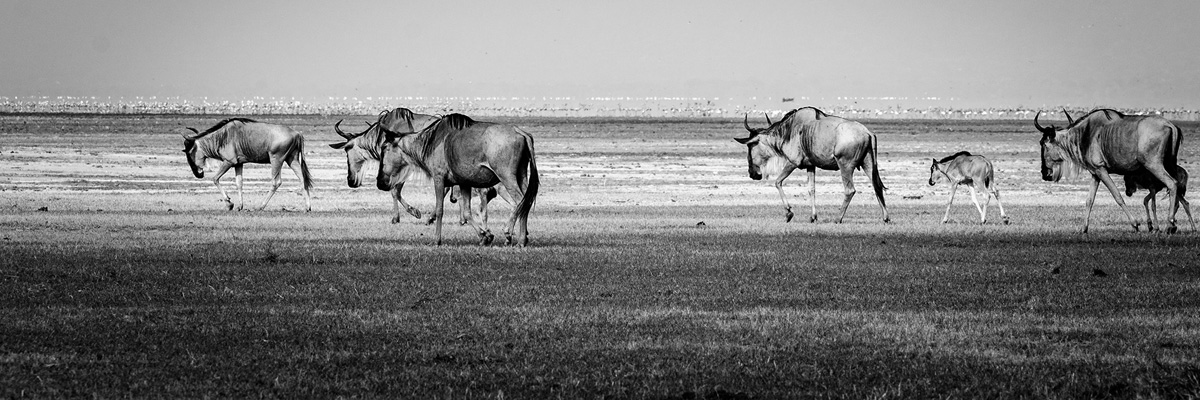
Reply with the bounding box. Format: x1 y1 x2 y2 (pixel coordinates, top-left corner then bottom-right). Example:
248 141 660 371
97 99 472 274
1035 108 1183 232
378 113 539 246
928 151 1009 224
329 108 439 223
179 118 312 211
734 107 889 223
1124 166 1196 231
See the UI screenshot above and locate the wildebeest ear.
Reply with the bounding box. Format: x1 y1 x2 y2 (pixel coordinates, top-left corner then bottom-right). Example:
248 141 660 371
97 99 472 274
329 141 351 149
734 136 757 144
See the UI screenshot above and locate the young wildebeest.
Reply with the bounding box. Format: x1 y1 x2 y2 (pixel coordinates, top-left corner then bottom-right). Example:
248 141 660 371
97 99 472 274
179 118 312 211
1036 108 1183 232
734 107 888 223
928 151 1008 224
378 113 539 246
1124 166 1196 231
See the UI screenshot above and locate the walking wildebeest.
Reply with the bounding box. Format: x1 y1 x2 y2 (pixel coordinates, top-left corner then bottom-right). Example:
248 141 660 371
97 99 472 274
928 151 1009 224
330 108 439 223
1035 108 1183 232
1124 166 1196 231
378 113 539 246
178 118 312 211
734 107 889 223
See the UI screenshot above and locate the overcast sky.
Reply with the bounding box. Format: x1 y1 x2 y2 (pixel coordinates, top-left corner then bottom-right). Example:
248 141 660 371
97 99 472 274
2 0 1198 108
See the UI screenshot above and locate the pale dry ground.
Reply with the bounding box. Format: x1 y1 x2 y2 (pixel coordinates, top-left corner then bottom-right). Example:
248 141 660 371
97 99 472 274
3 115 1196 216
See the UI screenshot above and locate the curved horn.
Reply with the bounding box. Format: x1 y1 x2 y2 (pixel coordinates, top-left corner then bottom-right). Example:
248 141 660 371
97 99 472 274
764 114 773 126
1061 108 1074 126
333 119 354 139
743 114 753 132
1033 111 1045 131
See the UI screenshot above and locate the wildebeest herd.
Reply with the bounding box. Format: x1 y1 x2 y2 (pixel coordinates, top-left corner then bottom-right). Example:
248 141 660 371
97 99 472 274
177 105 1190 246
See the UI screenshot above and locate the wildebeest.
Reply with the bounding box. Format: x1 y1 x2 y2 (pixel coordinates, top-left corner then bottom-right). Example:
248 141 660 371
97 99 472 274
928 151 1009 224
734 107 889 223
378 113 539 246
1035 108 1183 232
330 108 439 223
179 118 312 211
1124 166 1195 231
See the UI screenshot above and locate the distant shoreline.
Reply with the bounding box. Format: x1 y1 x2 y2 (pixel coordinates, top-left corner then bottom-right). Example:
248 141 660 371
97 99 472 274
3 100 1199 121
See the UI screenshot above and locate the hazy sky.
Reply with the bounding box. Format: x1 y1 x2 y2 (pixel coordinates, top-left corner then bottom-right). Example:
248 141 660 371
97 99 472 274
2 0 1199 108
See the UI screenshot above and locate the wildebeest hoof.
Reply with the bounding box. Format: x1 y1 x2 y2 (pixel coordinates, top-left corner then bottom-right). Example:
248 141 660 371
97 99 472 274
424 216 437 225
1003 218 1010 225
391 215 402 224
809 215 818 223
784 210 794 223
480 232 495 245
505 234 514 245
941 219 949 224
884 217 891 223
460 219 469 226
1167 226 1179 234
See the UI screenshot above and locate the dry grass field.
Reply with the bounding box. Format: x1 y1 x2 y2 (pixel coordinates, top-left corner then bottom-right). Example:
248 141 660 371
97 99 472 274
2 114 1200 398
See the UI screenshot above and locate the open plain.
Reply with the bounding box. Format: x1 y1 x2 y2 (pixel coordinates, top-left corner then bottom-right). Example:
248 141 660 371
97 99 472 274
2 114 1200 398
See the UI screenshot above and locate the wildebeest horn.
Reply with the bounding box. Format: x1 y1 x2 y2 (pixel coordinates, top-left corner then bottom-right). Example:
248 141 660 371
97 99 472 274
764 114 772 126
333 119 354 139
1033 111 1045 131
1061 108 1074 126
743 114 753 132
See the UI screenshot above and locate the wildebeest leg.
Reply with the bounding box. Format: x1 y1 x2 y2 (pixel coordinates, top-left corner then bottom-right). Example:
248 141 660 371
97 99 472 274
991 188 1009 224
459 188 493 245
286 159 311 212
1144 165 1180 233
806 167 818 222
1082 176 1101 233
431 182 447 246
773 164 797 222
941 184 958 224
478 188 493 231
1178 197 1196 231
258 156 286 211
1094 170 1141 232
968 185 986 223
211 162 235 211
835 166 857 224
498 177 526 246
233 165 244 211
1141 191 1156 231
390 184 423 223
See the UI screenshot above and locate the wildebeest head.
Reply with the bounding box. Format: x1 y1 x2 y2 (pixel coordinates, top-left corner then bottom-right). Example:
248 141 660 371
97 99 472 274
179 128 207 179
376 126 413 191
1034 110 1073 182
329 119 375 188
734 114 778 180
928 159 946 186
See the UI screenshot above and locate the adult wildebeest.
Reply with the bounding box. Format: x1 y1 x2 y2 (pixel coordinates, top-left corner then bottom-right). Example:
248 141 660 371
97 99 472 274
331 109 506 225
378 113 539 246
330 108 439 223
734 107 889 223
928 151 1009 224
1035 108 1183 232
179 118 312 211
1124 166 1195 231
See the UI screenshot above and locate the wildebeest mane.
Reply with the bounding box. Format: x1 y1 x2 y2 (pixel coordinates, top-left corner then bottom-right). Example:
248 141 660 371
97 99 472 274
193 118 257 139
937 151 973 163
399 113 479 174
1065 109 1126 129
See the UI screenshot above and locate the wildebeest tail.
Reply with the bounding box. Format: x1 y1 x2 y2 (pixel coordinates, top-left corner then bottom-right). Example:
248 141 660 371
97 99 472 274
294 135 315 191
515 129 539 219
1165 124 1181 171
868 134 887 206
